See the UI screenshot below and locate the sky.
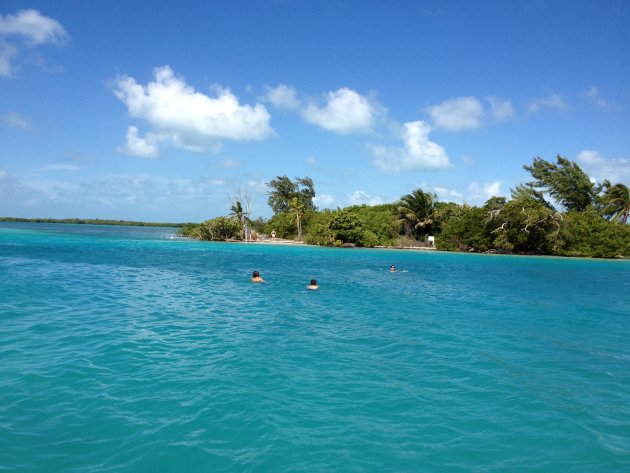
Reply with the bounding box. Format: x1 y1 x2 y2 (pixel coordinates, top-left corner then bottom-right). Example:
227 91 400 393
1 0 629 222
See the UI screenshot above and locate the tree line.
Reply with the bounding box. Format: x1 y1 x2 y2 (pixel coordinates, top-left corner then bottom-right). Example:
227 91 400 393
0 217 185 227
180 155 630 258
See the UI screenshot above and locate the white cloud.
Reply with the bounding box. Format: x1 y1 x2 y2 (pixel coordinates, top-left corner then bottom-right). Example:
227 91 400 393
467 181 503 203
302 87 376 134
305 156 317 166
0 41 17 76
117 126 160 158
577 149 630 183
262 84 300 110
527 94 569 114
584 86 612 109
0 9 68 45
1 111 30 130
486 96 514 122
577 149 605 166
314 193 335 208
426 96 484 131
0 171 251 221
0 9 68 77
348 190 383 206
113 66 274 155
247 179 268 193
369 121 451 173
431 186 464 202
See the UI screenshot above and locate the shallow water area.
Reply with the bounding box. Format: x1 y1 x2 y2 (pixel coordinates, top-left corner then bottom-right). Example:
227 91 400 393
1 222 629 472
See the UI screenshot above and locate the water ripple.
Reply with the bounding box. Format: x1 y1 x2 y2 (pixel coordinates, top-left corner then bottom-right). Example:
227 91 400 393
1 224 629 472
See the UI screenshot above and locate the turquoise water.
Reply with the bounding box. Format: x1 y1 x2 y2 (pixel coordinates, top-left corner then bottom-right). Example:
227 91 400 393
1 222 629 472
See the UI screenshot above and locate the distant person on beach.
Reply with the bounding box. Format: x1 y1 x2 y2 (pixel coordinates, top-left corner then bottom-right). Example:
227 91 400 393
251 271 264 282
307 279 319 290
390 264 397 272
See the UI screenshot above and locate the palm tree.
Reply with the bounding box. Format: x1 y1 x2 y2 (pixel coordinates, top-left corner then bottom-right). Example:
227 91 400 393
289 196 305 241
397 189 437 238
600 181 630 224
229 200 248 240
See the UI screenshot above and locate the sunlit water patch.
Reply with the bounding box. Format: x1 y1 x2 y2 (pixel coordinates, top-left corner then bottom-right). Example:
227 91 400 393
1 222 629 472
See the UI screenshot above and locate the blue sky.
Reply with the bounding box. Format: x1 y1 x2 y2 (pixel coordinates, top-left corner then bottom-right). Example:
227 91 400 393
1 0 629 222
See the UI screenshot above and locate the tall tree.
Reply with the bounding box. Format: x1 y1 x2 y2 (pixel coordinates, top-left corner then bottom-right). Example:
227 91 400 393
600 181 630 224
288 196 305 241
397 189 437 238
229 200 246 240
487 196 563 254
228 187 252 241
523 155 596 212
267 175 317 214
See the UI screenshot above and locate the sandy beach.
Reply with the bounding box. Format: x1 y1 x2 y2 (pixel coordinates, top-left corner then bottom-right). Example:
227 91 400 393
240 237 437 250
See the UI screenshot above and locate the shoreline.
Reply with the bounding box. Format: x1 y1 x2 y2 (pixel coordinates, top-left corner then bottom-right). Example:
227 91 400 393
226 239 628 260
3 220 626 260
234 238 438 251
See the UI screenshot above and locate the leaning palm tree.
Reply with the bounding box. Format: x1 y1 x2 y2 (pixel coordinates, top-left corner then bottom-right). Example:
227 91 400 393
600 182 630 224
397 189 437 238
229 200 248 240
289 196 305 241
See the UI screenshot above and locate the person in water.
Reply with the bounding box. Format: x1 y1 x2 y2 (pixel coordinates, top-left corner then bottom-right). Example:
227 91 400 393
390 264 397 272
307 279 319 290
251 271 264 282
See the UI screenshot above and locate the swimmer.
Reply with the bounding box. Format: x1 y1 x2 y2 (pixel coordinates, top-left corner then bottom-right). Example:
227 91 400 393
307 279 319 290
390 264 397 272
251 270 264 282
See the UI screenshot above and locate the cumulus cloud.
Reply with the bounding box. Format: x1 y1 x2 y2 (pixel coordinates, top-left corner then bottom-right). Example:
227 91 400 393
262 84 300 110
0 9 68 77
486 96 514 122
584 86 612 109
348 190 383 206
117 126 160 158
527 94 569 114
112 66 274 156
425 96 484 131
577 149 630 183
467 181 503 203
369 121 451 173
302 87 376 134
314 193 335 208
0 9 68 44
1 111 30 130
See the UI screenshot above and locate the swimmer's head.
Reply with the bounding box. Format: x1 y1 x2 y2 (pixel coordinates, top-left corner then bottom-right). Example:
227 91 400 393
310 279 317 286
253 271 260 278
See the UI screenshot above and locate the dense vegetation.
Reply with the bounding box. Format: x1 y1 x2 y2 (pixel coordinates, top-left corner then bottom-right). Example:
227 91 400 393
180 157 629 258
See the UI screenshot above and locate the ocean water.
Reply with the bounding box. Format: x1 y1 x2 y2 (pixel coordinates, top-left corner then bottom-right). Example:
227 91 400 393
1 222 629 472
